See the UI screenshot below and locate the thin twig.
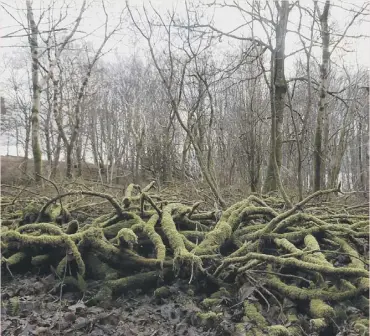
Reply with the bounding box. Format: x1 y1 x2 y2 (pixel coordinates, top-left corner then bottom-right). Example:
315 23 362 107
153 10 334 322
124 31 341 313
248 270 311 284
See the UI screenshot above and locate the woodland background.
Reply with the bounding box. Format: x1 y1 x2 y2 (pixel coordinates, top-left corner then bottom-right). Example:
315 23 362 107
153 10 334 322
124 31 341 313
0 0 369 204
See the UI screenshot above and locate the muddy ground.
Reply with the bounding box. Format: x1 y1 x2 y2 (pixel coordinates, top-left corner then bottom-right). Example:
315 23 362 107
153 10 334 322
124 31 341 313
2 273 365 336
1 272 239 336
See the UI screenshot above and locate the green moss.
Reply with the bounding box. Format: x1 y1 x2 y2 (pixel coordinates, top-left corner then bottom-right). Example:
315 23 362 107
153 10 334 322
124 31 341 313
22 202 41 222
192 221 232 255
103 219 138 238
201 298 222 310
237 259 261 273
83 229 165 270
274 237 328 270
211 287 230 299
65 236 85 277
272 213 314 233
182 235 197 250
309 299 334 318
195 311 222 329
224 252 368 277
245 328 264 336
353 323 368 335
350 221 368 230
235 224 266 238
99 215 124 228
188 211 215 221
266 276 368 301
235 323 245 334
17 223 63 235
31 254 50 266
243 301 267 327
192 200 248 256
122 248 171 268
63 276 82 290
173 215 210 232
238 206 277 225
50 204 61 219
161 204 202 270
304 235 330 265
228 204 251 230
106 269 172 294
125 183 139 198
87 285 112 307
123 184 140 208
6 252 27 266
353 319 369 335
0 225 10 233
287 314 299 323
161 204 190 254
77 272 87 292
179 231 206 240
65 220 79 234
286 314 302 336
85 253 118 280
81 229 123 265
153 286 171 299
227 242 253 258
187 288 194 296
333 237 365 269
56 256 67 276
90 212 115 228
274 238 301 254
354 318 369 327
7 296 20 316
268 325 290 335
142 214 166 261
2 230 85 276
50 205 70 223
242 224 330 242
115 228 138 248
309 318 326 331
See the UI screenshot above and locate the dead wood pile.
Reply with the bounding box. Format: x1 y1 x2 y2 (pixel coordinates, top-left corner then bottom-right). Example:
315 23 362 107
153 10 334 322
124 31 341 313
1 182 368 335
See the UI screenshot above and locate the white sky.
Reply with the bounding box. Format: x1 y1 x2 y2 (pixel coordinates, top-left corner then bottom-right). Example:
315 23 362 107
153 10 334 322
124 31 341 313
1 0 369 65
0 0 369 156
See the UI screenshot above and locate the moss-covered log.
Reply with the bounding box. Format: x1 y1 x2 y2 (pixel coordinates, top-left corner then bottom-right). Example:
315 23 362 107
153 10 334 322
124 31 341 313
1 184 368 335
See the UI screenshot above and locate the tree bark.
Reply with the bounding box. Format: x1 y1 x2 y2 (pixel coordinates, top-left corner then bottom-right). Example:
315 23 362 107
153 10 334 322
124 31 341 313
23 120 31 173
263 1 289 193
45 79 53 168
51 134 62 179
26 0 42 181
313 1 330 191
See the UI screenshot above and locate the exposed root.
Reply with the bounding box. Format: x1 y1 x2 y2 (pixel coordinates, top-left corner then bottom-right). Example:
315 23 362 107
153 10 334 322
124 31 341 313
1 183 368 334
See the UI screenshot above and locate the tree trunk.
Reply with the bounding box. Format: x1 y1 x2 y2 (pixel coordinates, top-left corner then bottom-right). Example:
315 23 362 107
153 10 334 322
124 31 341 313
15 125 19 156
66 145 73 179
66 65 93 179
76 134 83 177
51 134 62 179
23 122 31 173
26 0 42 181
263 1 290 193
313 1 330 191
45 79 53 167
181 134 190 179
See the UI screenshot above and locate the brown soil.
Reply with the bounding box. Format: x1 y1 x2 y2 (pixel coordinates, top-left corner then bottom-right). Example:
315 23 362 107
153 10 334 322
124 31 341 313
1 273 235 336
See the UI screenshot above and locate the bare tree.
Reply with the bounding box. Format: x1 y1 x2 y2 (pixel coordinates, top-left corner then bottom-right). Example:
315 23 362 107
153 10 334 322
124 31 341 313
313 0 330 191
26 0 43 181
127 3 227 207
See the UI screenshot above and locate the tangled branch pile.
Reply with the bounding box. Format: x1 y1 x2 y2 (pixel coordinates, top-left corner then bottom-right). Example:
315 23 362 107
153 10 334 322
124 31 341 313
1 182 369 335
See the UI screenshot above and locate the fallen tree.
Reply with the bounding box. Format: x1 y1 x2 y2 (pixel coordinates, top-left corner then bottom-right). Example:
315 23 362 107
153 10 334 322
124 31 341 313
1 182 368 335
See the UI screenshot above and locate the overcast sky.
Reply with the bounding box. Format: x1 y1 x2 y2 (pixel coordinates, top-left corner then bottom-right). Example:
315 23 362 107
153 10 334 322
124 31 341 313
0 0 369 156
1 0 369 66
